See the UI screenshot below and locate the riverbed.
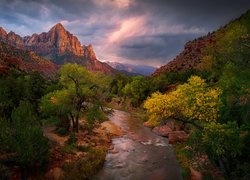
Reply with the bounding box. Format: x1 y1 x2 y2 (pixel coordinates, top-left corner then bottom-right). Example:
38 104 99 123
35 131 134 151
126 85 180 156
95 110 183 180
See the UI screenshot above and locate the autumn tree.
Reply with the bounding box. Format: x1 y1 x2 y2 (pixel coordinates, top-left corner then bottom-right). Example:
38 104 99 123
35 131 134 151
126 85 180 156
144 76 222 128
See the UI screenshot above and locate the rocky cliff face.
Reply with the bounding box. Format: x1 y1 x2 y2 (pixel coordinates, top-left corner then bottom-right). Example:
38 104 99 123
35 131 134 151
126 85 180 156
0 23 116 75
0 41 58 75
0 27 7 41
84 44 116 74
152 34 215 76
23 23 84 56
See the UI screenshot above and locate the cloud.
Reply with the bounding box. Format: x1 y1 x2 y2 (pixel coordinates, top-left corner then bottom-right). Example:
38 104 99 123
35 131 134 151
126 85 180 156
0 0 249 66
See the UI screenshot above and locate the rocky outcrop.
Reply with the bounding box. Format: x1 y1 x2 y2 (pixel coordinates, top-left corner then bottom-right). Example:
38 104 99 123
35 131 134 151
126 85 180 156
23 23 84 56
152 120 175 137
168 131 189 144
0 27 7 41
85 45 117 74
146 119 188 144
0 23 116 75
152 33 215 76
152 126 172 137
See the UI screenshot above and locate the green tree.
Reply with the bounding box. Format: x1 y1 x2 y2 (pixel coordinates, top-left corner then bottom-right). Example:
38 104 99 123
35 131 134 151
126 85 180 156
123 76 149 106
202 122 242 175
0 101 49 178
0 72 46 119
40 64 110 133
110 73 130 96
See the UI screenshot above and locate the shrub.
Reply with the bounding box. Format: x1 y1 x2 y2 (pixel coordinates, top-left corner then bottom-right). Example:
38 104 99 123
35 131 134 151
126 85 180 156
1 101 49 178
56 127 68 136
62 147 108 180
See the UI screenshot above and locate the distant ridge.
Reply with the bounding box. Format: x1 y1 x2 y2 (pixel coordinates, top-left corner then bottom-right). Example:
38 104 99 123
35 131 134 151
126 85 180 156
105 61 156 76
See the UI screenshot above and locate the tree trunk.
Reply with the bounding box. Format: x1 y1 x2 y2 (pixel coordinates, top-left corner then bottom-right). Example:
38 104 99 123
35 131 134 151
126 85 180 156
69 113 75 132
218 156 227 178
75 114 79 133
75 116 79 133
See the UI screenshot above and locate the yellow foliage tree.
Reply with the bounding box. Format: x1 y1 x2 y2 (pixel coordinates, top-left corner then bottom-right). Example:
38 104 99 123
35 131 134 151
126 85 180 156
144 76 222 128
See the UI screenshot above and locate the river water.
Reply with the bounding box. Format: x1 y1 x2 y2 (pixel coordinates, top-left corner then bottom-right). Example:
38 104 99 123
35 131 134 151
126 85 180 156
94 110 183 180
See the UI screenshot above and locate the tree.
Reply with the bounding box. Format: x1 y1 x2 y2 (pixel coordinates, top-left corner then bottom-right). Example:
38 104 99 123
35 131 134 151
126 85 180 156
144 76 222 128
123 76 149 106
0 101 49 179
40 64 110 133
109 73 130 96
0 71 46 119
202 122 242 159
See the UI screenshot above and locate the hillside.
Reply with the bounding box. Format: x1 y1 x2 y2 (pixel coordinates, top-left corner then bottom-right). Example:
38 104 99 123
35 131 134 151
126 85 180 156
0 23 116 75
0 41 57 75
152 10 250 76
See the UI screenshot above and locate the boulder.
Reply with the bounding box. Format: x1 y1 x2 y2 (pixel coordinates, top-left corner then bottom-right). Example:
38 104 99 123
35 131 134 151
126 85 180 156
168 131 189 144
165 120 175 130
153 125 172 137
143 121 154 128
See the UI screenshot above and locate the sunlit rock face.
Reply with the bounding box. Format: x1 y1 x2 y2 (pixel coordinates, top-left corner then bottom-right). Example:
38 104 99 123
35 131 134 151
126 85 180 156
0 24 116 75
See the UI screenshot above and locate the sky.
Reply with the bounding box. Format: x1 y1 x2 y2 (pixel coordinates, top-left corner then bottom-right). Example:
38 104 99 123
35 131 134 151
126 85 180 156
0 0 249 67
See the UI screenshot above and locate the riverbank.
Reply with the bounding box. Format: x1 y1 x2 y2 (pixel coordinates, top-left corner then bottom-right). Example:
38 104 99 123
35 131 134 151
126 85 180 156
8 117 121 179
142 118 224 180
44 120 123 180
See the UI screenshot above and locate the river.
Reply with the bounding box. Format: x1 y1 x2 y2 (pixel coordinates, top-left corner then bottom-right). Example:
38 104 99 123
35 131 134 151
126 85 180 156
94 109 183 180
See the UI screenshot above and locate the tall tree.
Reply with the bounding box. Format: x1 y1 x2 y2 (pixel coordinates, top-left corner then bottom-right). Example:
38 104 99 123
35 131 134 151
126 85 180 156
40 64 110 133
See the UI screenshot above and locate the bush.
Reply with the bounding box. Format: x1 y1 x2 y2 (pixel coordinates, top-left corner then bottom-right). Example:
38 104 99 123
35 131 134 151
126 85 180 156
202 122 242 161
62 147 108 180
0 163 11 179
66 133 77 145
56 127 68 136
0 101 49 178
85 105 108 132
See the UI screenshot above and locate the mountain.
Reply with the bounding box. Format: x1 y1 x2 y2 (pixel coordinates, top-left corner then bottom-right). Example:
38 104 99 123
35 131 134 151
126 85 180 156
151 34 215 76
152 10 250 76
0 23 116 75
0 41 57 75
105 61 156 76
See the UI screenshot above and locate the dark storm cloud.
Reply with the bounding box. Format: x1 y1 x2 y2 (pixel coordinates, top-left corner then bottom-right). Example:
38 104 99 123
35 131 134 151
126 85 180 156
117 34 201 65
0 0 249 66
135 0 250 26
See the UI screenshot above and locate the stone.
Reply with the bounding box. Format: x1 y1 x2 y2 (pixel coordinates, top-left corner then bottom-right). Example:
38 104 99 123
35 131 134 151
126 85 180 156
190 166 202 180
143 121 154 128
152 125 172 137
45 167 63 180
168 131 189 144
